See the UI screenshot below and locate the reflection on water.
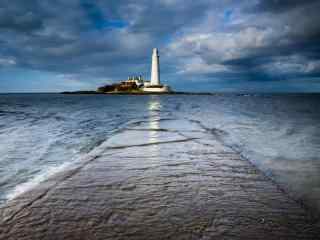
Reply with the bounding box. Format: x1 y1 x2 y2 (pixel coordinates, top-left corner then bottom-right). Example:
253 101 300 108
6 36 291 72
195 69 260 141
147 97 162 159
148 96 162 112
148 97 161 144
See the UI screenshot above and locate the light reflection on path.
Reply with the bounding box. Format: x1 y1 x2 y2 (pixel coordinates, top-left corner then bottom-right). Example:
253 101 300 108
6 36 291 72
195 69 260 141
148 97 162 160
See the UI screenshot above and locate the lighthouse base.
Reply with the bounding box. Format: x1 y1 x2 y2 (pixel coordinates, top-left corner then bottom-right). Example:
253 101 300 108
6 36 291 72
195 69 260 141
142 85 171 93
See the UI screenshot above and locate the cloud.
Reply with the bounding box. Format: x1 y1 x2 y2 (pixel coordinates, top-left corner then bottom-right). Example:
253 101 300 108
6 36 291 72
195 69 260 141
177 57 229 75
0 1 43 33
167 0 320 85
169 27 277 62
0 0 319 92
248 0 319 14
0 58 16 67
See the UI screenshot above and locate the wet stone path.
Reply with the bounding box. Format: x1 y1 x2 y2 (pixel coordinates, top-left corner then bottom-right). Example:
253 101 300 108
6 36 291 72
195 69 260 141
0 119 319 239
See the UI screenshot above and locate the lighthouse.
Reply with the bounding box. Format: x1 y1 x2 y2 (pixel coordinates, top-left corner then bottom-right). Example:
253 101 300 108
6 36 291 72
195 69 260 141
100 48 172 93
143 48 171 93
150 48 160 86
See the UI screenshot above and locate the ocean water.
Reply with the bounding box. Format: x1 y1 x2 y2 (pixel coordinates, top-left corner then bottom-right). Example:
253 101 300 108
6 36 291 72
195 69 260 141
0 93 319 213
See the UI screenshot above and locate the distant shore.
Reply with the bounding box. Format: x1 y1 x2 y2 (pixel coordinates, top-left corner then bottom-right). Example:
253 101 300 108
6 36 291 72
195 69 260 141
60 90 216 95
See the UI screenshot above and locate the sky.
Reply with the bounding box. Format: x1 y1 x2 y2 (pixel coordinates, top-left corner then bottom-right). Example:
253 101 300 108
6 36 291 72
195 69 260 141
0 0 320 93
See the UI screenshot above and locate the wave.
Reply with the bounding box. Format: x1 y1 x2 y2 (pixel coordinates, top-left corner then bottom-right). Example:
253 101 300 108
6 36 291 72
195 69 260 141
5 161 74 201
3 135 112 204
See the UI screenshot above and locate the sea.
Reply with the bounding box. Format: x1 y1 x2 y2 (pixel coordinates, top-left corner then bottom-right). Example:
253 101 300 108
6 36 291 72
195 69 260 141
0 93 319 213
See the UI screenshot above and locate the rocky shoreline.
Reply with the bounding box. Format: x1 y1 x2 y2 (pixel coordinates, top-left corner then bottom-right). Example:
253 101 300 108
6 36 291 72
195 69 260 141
1 118 319 239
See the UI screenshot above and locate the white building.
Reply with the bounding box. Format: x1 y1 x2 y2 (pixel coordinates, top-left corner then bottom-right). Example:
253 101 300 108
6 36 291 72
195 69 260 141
143 48 171 93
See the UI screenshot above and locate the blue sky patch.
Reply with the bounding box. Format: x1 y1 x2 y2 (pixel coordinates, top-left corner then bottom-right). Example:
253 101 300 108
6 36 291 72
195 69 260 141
81 1 127 30
223 9 233 23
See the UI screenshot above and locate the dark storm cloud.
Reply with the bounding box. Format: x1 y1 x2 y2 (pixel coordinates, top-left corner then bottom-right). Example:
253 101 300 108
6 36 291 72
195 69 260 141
0 0 319 92
249 0 319 13
0 0 43 32
0 0 213 79
128 1 210 34
169 0 320 85
0 12 43 33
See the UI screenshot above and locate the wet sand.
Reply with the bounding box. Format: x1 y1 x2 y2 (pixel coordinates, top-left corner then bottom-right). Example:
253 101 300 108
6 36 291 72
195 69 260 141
0 119 319 239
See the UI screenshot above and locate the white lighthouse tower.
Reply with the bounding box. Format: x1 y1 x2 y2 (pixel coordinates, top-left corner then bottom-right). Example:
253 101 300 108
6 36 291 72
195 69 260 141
143 48 171 93
151 48 160 86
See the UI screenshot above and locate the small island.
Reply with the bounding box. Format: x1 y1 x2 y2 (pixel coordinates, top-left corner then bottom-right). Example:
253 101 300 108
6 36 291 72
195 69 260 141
96 75 170 94
63 48 172 95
